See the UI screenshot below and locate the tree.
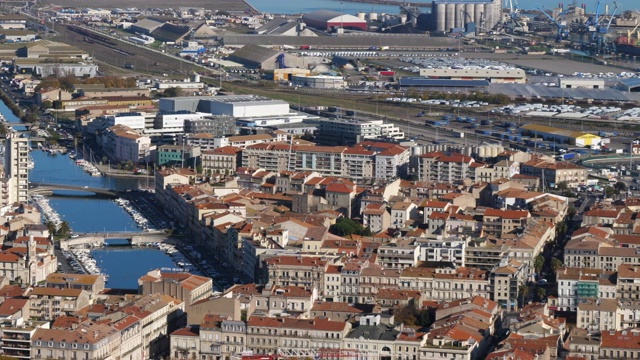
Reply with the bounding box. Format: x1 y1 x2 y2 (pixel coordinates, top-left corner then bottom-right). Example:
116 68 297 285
614 181 627 193
163 87 183 98
535 287 547 301
556 181 569 191
555 221 567 237
534 255 545 275
551 257 563 273
567 206 577 220
329 218 372 237
58 221 71 237
45 221 56 235
393 304 418 326
605 186 618 198
518 284 529 300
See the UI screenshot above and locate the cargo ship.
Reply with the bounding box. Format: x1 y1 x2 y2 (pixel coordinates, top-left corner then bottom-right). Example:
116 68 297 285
615 30 640 56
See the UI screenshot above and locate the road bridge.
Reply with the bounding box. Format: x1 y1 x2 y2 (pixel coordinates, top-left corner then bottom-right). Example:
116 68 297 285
59 231 173 250
29 182 118 197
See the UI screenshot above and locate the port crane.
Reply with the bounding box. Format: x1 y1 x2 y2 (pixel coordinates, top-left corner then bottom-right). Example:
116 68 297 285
503 0 528 33
539 7 570 42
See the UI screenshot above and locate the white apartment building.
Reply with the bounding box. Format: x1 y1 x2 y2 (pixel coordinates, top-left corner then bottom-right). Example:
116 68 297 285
418 239 466 267
104 112 146 130
4 134 29 204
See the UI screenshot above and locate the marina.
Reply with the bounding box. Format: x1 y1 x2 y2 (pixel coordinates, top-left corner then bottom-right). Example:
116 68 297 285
75 159 102 177
31 194 63 230
113 198 154 230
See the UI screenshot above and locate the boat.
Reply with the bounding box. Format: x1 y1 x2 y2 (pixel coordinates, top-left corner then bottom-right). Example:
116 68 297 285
616 30 640 56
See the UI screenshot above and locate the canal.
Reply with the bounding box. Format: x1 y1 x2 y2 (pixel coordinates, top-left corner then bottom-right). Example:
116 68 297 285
25 137 177 290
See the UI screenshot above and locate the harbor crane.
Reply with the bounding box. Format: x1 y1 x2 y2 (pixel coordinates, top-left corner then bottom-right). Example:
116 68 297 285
503 0 528 33
539 7 570 42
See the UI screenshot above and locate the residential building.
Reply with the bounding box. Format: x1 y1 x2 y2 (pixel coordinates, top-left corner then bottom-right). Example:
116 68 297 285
419 152 476 183
170 326 201 360
600 328 640 359
28 287 91 320
101 124 152 163
4 134 30 204
138 270 213 307
265 256 328 291
246 316 350 355
521 158 589 188
45 273 105 299
0 321 49 359
556 267 614 312
31 322 121 360
201 146 241 175
577 298 620 332
377 240 420 269
482 209 530 237
399 266 491 302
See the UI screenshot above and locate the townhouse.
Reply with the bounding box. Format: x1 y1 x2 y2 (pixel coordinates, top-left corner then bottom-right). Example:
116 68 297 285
265 255 328 291
138 269 213 307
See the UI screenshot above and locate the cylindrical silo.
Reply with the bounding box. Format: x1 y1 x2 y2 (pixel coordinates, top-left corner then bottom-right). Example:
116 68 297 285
445 3 455 32
465 4 475 25
474 4 483 29
437 3 446 32
455 4 464 29
484 3 494 31
369 12 378 21
357 12 366 20
478 146 487 158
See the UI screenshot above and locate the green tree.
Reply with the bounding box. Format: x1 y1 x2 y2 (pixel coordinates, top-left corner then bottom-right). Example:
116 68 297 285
556 181 569 191
518 284 529 300
58 221 71 237
45 220 56 235
329 218 372 237
534 254 545 275
163 87 183 97
567 206 577 220
614 181 627 193
605 186 618 198
555 221 567 237
551 257 563 273
535 287 547 301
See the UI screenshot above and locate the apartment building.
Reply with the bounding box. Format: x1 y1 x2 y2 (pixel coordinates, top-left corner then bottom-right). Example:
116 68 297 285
246 316 351 355
419 152 476 183
32 322 121 360
4 134 30 204
101 124 152 163
600 328 640 359
343 314 426 359
265 256 328 291
398 266 491 302
45 273 105 299
617 264 640 301
556 267 615 312
199 314 247 360
577 298 620 332
28 287 91 320
482 209 530 237
377 240 420 269
418 239 466 268
520 158 589 188
201 146 241 175
138 269 213 307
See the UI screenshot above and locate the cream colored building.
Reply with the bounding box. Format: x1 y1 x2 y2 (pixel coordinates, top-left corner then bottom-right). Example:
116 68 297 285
398 266 491 301
32 322 121 360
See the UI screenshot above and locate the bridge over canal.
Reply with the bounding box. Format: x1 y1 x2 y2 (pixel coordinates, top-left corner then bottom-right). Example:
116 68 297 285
59 230 174 250
29 182 120 197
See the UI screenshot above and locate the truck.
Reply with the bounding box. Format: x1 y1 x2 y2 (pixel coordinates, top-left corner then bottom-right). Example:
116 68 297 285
481 119 493 126
557 153 576 161
299 45 311 50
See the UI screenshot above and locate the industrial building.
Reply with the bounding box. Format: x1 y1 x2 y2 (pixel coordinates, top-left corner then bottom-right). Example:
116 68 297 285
301 10 368 31
397 77 490 90
519 124 602 147
559 78 605 89
227 44 307 70
159 95 290 117
430 0 502 33
291 75 346 89
419 68 526 83
273 68 311 82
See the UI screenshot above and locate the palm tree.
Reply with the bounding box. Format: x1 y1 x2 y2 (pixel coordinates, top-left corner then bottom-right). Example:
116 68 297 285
58 221 71 237
45 221 56 235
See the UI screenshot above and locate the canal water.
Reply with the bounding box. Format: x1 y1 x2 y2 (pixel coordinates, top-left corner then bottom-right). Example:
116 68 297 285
26 140 177 289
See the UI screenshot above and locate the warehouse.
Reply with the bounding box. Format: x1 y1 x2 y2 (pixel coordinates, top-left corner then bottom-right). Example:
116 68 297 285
159 95 290 118
559 77 605 89
397 77 489 90
302 10 368 31
419 68 526 84
519 124 602 147
291 75 345 89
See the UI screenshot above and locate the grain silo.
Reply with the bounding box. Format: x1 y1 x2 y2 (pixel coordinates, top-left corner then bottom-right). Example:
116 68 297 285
445 3 455 31
432 0 499 33
436 3 446 32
